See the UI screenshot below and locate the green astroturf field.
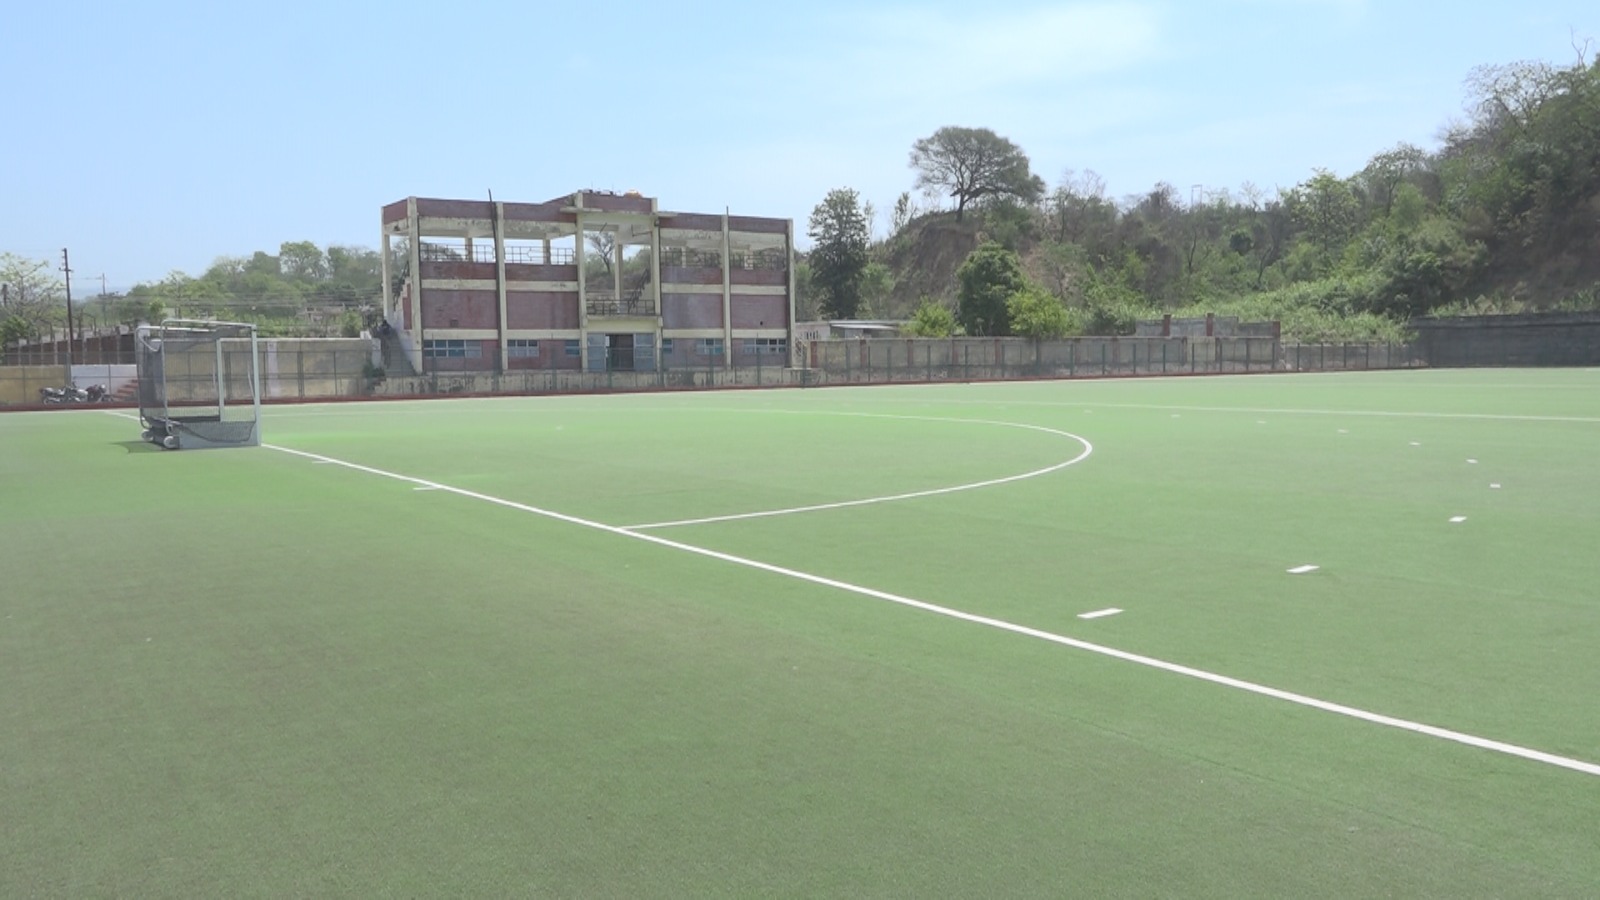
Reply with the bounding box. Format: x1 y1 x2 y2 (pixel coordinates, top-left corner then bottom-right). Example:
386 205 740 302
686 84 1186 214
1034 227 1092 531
3 368 1599 896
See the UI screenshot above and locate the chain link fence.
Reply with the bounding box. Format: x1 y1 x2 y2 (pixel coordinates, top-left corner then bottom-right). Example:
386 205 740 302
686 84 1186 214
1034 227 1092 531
800 337 1423 383
1 329 1578 408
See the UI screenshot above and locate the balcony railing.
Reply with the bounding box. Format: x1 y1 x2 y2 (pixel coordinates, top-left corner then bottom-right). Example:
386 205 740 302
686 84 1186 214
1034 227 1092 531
586 294 656 317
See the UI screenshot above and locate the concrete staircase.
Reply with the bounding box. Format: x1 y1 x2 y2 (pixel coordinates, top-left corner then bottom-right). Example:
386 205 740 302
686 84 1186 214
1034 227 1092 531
378 328 418 377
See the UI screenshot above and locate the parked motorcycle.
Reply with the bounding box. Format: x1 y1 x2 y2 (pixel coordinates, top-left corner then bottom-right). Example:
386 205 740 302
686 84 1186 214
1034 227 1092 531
37 385 106 404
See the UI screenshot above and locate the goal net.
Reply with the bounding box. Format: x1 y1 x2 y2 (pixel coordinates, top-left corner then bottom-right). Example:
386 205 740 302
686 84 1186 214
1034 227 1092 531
136 319 261 450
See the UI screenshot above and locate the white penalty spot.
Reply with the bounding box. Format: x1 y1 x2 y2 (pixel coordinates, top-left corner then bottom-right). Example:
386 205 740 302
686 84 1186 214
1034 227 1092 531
1409 441 1422 447
1287 564 1321 575
1490 483 1502 490
1467 459 1478 464
1077 607 1123 620
1450 516 1467 524
1337 429 1348 434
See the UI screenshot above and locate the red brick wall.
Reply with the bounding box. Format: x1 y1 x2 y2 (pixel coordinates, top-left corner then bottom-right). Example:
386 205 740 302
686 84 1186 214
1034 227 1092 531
503 201 575 224
421 260 496 281
422 290 499 328
727 215 787 234
731 269 786 287
415 198 494 219
505 263 578 282
663 294 725 329
660 213 722 231
730 295 787 329
662 266 723 285
506 292 580 329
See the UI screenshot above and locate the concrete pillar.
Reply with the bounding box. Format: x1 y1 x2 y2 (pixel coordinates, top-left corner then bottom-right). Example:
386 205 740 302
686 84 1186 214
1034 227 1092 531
721 212 732 371
380 231 392 322
494 202 508 373
575 212 588 371
1162 313 1172 337
1205 312 1215 337
613 232 624 307
650 216 663 368
407 198 423 374
786 220 797 368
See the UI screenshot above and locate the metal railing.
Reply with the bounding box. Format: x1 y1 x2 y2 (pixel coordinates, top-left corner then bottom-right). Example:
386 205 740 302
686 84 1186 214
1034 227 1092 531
585 296 657 317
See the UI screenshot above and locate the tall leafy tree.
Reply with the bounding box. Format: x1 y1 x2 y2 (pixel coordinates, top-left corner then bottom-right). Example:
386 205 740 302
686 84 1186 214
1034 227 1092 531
956 242 1026 335
807 188 870 319
1287 170 1361 267
910 127 1045 221
0 253 65 340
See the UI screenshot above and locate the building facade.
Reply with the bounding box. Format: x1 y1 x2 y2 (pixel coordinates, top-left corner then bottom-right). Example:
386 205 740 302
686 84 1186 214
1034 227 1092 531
381 192 794 375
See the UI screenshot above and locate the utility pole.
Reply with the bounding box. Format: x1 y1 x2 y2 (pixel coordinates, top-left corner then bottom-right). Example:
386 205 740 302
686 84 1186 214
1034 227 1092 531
61 248 75 368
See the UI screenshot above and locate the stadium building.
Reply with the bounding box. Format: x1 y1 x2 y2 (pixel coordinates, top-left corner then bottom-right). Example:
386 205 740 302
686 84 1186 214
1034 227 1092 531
380 192 795 375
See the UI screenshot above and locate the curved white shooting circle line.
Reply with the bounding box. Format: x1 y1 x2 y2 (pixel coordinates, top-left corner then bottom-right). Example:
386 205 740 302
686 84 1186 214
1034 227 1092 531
621 411 1093 530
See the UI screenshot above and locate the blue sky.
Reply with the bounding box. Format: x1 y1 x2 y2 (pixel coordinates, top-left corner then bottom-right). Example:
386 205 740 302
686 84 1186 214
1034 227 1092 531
3 0 1596 289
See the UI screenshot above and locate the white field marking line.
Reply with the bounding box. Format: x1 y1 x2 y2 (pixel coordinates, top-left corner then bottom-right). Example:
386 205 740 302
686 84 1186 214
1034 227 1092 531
622 414 1092 530
1077 608 1123 620
1450 516 1467 524
261 440 1600 778
1287 565 1320 574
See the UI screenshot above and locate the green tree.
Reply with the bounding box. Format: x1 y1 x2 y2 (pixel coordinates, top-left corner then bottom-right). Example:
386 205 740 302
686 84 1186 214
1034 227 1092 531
858 261 895 317
956 242 1026 335
0 253 65 338
1007 286 1075 338
904 298 957 337
807 188 870 319
1287 169 1362 268
1 314 35 358
910 126 1045 221
279 241 328 281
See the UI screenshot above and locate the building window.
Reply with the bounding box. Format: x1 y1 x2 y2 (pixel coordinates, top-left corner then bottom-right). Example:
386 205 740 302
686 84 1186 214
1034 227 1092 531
695 338 725 356
507 339 540 358
742 337 787 356
423 339 482 359
563 340 581 357
659 338 674 354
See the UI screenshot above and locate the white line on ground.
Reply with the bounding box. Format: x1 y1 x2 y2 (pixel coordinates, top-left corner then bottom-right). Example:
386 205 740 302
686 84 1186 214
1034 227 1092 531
414 486 440 491
1287 564 1321 574
1410 441 1422 446
1467 459 1478 464
260 441 1600 778
622 416 1093 530
1450 516 1467 524
1491 483 1502 489
1077 608 1123 620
